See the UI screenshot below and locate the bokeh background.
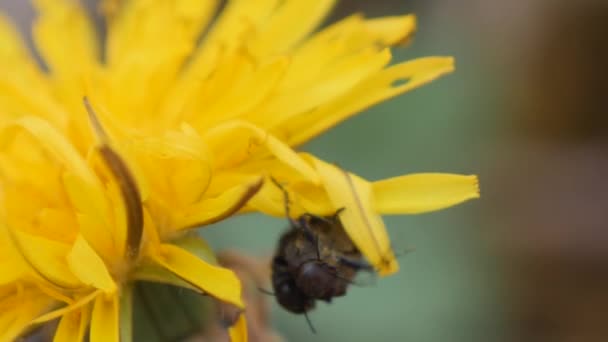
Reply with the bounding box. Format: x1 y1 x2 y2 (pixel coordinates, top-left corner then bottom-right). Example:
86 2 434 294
4 0 608 341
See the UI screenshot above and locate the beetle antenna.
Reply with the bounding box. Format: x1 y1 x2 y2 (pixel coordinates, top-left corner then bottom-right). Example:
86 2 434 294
270 177 300 229
303 311 317 334
257 287 275 296
338 256 375 272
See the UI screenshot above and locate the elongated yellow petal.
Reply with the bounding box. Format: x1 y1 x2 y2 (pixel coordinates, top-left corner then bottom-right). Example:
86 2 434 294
67 235 116 293
252 48 392 129
104 0 220 123
32 0 99 78
0 225 26 285
0 14 42 74
10 230 81 288
205 121 320 183
53 307 90 342
118 124 212 209
0 285 55 342
281 57 455 146
5 116 96 184
64 173 115 258
107 0 218 65
178 176 263 229
32 290 100 324
90 294 119 342
364 15 416 46
249 0 336 56
279 13 414 93
0 257 24 285
229 314 248 342
187 56 289 130
373 173 479 214
151 244 244 308
192 0 279 59
132 262 199 293
1 117 112 257
0 14 66 126
311 156 398 275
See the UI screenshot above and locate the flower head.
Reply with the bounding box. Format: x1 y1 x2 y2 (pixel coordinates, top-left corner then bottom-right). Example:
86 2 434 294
0 0 478 341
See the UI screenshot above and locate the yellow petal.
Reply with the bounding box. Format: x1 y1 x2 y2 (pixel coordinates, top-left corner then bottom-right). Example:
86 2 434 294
64 173 114 258
132 261 199 293
251 48 392 129
139 224 214 287
151 244 244 308
123 124 212 208
193 0 279 57
90 293 119 342
0 225 26 285
0 285 55 342
172 235 218 264
104 0 219 121
281 57 455 146
1 118 110 255
5 116 98 184
107 0 218 65
36 208 79 243
32 0 99 78
373 173 480 214
67 235 116 293
0 14 42 73
53 307 90 342
35 281 74 305
229 314 248 342
32 290 100 324
0 14 66 126
204 120 320 183
187 56 289 130
178 176 263 229
249 0 336 56
278 13 412 92
311 156 398 276
364 14 416 46
232 159 334 217
0 257 25 285
9 229 81 289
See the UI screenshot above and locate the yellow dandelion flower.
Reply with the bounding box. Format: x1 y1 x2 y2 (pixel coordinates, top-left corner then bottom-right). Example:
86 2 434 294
0 0 479 341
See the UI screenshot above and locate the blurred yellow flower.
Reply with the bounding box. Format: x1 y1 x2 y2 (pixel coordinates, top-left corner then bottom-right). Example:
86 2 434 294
0 0 478 341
